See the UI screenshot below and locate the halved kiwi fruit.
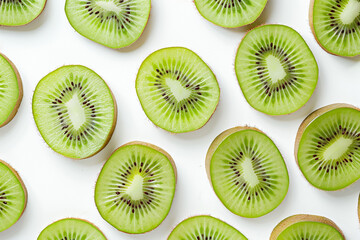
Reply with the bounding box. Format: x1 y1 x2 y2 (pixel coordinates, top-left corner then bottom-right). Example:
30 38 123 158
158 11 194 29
295 103 360 191
136 47 220 133
206 126 289 218
168 215 247 240
38 218 107 240
194 0 268 28
65 0 151 49
270 214 345 240
32 65 117 159
0 53 23 128
0 160 27 232
95 141 176 234
310 0 360 57
235 24 318 115
0 0 47 26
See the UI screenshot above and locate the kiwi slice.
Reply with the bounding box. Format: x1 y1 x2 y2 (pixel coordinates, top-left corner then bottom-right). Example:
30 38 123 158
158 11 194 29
0 54 23 128
136 47 220 133
168 215 247 240
270 214 345 240
32 65 117 159
235 24 318 115
310 0 360 57
0 0 46 26
0 160 27 232
38 218 107 240
295 103 360 190
206 126 289 218
65 0 151 49
95 141 176 233
194 0 268 28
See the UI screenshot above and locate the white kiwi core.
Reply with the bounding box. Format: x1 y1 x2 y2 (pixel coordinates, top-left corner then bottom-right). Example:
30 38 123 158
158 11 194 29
125 174 144 201
65 94 86 130
266 55 286 84
323 136 353 161
165 78 192 102
241 157 259 187
340 0 360 25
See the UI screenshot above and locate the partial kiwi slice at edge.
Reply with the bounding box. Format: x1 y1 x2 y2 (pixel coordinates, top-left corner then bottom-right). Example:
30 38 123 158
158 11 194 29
194 0 268 28
235 24 318 115
270 214 345 240
0 0 47 26
95 141 177 234
310 0 360 57
136 47 220 133
295 103 360 190
32 65 117 159
206 126 289 218
168 215 248 240
0 160 27 232
37 218 107 240
65 0 151 49
0 53 23 128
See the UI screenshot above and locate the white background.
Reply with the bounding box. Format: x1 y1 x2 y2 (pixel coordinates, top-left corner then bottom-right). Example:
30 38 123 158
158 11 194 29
0 0 359 239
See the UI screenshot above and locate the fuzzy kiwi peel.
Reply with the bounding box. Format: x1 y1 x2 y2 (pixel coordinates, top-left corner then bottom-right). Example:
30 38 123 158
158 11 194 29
95 141 177 234
0 53 23 128
0 0 47 26
32 65 117 160
310 0 360 57
37 218 107 240
295 103 360 190
0 159 27 232
206 126 289 218
270 214 345 240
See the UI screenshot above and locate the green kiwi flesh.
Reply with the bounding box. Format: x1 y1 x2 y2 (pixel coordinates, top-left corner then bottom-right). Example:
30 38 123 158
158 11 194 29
270 214 345 240
235 24 318 115
295 103 360 190
194 0 268 28
136 47 220 133
95 141 176 234
310 0 360 57
0 160 27 232
32 65 117 159
65 0 151 49
0 0 46 26
37 218 107 240
168 215 247 240
206 126 289 218
0 54 23 128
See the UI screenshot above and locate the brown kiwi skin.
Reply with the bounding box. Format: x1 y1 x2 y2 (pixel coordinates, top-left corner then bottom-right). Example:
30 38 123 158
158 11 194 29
0 53 23 128
0 159 28 229
40 218 107 239
33 66 117 160
0 0 47 27
294 103 360 189
95 141 177 234
135 47 220 134
270 214 345 240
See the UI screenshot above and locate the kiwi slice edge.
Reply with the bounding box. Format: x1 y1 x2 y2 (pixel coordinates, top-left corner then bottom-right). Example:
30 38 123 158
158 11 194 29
95 140 177 234
0 53 23 128
270 214 345 240
0 159 27 232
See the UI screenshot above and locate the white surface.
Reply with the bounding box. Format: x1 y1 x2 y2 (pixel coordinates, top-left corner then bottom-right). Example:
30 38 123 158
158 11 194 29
0 0 359 239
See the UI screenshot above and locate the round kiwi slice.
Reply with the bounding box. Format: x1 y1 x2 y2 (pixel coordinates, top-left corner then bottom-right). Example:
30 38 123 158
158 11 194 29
235 24 318 115
270 214 345 240
65 0 151 49
310 0 360 57
0 160 27 232
38 218 107 240
295 103 360 191
194 0 268 28
0 0 47 26
32 65 117 159
95 141 177 234
136 47 220 133
206 126 289 218
168 215 247 240
0 53 23 128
